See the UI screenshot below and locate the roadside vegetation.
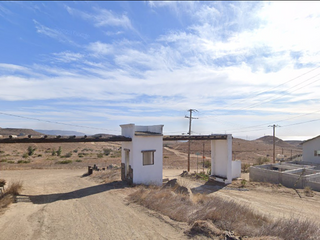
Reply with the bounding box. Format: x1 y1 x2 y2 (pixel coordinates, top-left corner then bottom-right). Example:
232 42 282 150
0 180 23 213
128 184 320 239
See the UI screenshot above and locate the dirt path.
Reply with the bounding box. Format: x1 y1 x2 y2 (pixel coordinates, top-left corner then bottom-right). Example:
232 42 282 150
0 169 192 240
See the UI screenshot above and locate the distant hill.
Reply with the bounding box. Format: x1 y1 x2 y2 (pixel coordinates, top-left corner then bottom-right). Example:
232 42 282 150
35 130 86 136
91 133 114 138
0 128 43 136
255 135 295 148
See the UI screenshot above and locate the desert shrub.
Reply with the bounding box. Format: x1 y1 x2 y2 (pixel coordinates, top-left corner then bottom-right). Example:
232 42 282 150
0 151 4 154
240 179 247 188
203 160 211 168
37 154 42 157
0 179 6 188
0 159 7 163
241 163 250 173
4 181 23 195
22 153 29 159
164 156 169 158
255 157 270 165
7 161 15 164
128 186 320 239
73 149 78 153
57 160 72 164
75 159 82 162
103 148 112 156
97 153 104 158
52 149 57 156
304 186 314 197
27 146 36 156
17 160 30 164
197 172 209 181
57 146 62 156
78 153 84 158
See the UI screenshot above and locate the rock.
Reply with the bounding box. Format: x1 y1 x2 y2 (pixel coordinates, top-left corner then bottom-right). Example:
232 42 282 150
107 164 119 170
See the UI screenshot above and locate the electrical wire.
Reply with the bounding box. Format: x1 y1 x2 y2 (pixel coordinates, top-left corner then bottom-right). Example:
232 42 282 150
0 112 119 132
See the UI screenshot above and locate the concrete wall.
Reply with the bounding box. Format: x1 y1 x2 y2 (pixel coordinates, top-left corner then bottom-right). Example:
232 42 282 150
120 124 163 186
303 136 320 164
250 164 320 191
211 135 237 183
232 160 241 179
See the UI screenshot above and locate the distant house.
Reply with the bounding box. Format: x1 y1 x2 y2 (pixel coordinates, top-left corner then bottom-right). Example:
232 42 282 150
302 135 320 164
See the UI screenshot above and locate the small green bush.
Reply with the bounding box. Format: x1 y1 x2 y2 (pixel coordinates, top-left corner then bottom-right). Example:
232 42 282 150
0 159 7 162
7 161 15 164
37 154 42 157
57 146 62 156
0 151 4 154
22 153 29 159
52 149 57 156
97 153 104 158
75 159 82 162
17 160 30 164
57 160 72 164
73 149 78 153
78 153 84 158
27 146 36 156
203 160 211 168
103 148 112 156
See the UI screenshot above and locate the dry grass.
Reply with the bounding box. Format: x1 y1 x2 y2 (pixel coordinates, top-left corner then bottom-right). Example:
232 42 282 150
0 181 23 212
88 169 121 183
128 185 320 240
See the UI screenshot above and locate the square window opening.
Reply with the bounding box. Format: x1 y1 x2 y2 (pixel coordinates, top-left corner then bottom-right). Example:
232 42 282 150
142 150 155 165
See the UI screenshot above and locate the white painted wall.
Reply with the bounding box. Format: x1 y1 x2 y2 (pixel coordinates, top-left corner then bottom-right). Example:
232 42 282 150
211 135 240 183
120 124 164 186
232 161 241 179
303 136 320 164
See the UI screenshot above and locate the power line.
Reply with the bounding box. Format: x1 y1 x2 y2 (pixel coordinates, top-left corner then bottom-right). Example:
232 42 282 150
0 111 118 132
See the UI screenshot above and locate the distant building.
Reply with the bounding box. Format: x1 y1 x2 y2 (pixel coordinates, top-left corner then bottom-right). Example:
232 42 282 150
302 135 320 164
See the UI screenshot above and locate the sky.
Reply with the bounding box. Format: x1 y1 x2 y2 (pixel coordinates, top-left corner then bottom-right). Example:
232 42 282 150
1 1 320 140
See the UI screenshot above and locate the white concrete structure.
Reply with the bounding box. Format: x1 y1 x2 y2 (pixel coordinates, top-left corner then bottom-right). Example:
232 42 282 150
120 124 164 185
120 124 240 186
211 134 241 184
302 135 320 164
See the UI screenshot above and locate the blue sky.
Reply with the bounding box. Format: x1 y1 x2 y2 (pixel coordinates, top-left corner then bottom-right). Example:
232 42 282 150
1 1 320 140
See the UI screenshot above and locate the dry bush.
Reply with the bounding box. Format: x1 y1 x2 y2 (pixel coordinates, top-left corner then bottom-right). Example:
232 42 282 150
128 186 320 240
259 217 320 240
304 186 314 197
0 181 23 212
89 169 121 183
5 181 23 195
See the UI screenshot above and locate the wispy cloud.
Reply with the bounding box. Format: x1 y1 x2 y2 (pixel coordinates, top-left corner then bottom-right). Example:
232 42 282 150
65 5 133 29
33 19 75 45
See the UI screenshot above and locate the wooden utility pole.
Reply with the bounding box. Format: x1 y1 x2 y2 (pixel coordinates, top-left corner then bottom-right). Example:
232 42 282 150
268 124 280 163
185 109 198 172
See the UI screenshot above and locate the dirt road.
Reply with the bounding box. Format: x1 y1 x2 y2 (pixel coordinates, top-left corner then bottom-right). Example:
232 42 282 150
0 169 191 240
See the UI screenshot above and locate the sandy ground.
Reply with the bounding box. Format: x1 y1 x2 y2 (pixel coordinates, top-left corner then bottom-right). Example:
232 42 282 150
0 169 197 240
1 168 320 240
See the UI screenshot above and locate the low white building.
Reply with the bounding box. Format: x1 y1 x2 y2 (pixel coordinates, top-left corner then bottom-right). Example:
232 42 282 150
120 124 241 186
302 135 320 164
120 124 164 185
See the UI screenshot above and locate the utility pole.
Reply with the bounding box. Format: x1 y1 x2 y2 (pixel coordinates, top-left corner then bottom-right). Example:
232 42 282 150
268 124 280 163
185 109 198 172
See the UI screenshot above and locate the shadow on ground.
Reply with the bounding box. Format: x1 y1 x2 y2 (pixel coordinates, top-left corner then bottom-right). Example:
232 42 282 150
19 181 128 205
